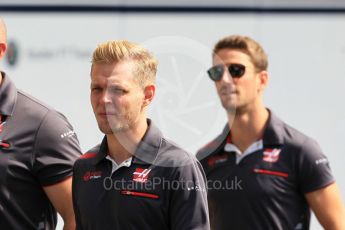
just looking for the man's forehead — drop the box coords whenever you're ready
[90,71,133,88]
[92,61,136,75]
[91,76,125,84]
[213,49,251,64]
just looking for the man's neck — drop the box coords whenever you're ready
[227,105,269,153]
[106,118,148,165]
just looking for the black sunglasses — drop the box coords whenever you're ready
[207,64,246,81]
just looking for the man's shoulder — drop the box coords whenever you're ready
[277,118,315,147]
[8,90,76,144]
[75,144,101,165]
[18,89,51,108]
[17,90,66,121]
[196,138,224,162]
[196,125,228,162]
[269,114,322,158]
[154,137,198,168]
[155,138,206,183]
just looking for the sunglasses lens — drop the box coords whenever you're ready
[228,64,245,78]
[207,65,224,81]
[207,64,246,81]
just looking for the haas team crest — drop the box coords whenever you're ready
[133,168,151,183]
[263,148,281,163]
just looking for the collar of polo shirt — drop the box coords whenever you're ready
[92,119,162,166]
[224,137,263,164]
[106,155,133,175]
[197,110,285,161]
[0,72,17,117]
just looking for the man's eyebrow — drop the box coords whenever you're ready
[90,82,101,88]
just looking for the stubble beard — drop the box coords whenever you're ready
[97,113,133,135]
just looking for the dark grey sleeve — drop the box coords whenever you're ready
[169,155,210,230]
[72,160,83,230]
[33,110,82,186]
[297,138,335,193]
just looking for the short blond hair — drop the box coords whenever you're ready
[213,35,268,71]
[91,40,157,88]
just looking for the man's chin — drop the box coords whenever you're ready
[98,124,130,134]
[221,102,237,111]
[98,126,113,135]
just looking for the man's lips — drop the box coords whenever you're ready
[220,89,237,96]
[97,112,117,116]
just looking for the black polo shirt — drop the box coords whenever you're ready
[0,72,81,229]
[73,120,210,230]
[196,111,334,230]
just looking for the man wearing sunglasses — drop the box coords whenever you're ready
[196,35,345,230]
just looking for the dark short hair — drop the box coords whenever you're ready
[213,35,268,71]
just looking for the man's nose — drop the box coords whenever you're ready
[220,69,233,83]
[100,90,112,104]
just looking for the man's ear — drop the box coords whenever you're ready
[143,85,155,107]
[0,42,7,60]
[257,70,269,92]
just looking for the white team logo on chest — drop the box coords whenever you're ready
[263,148,281,163]
[132,168,151,183]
